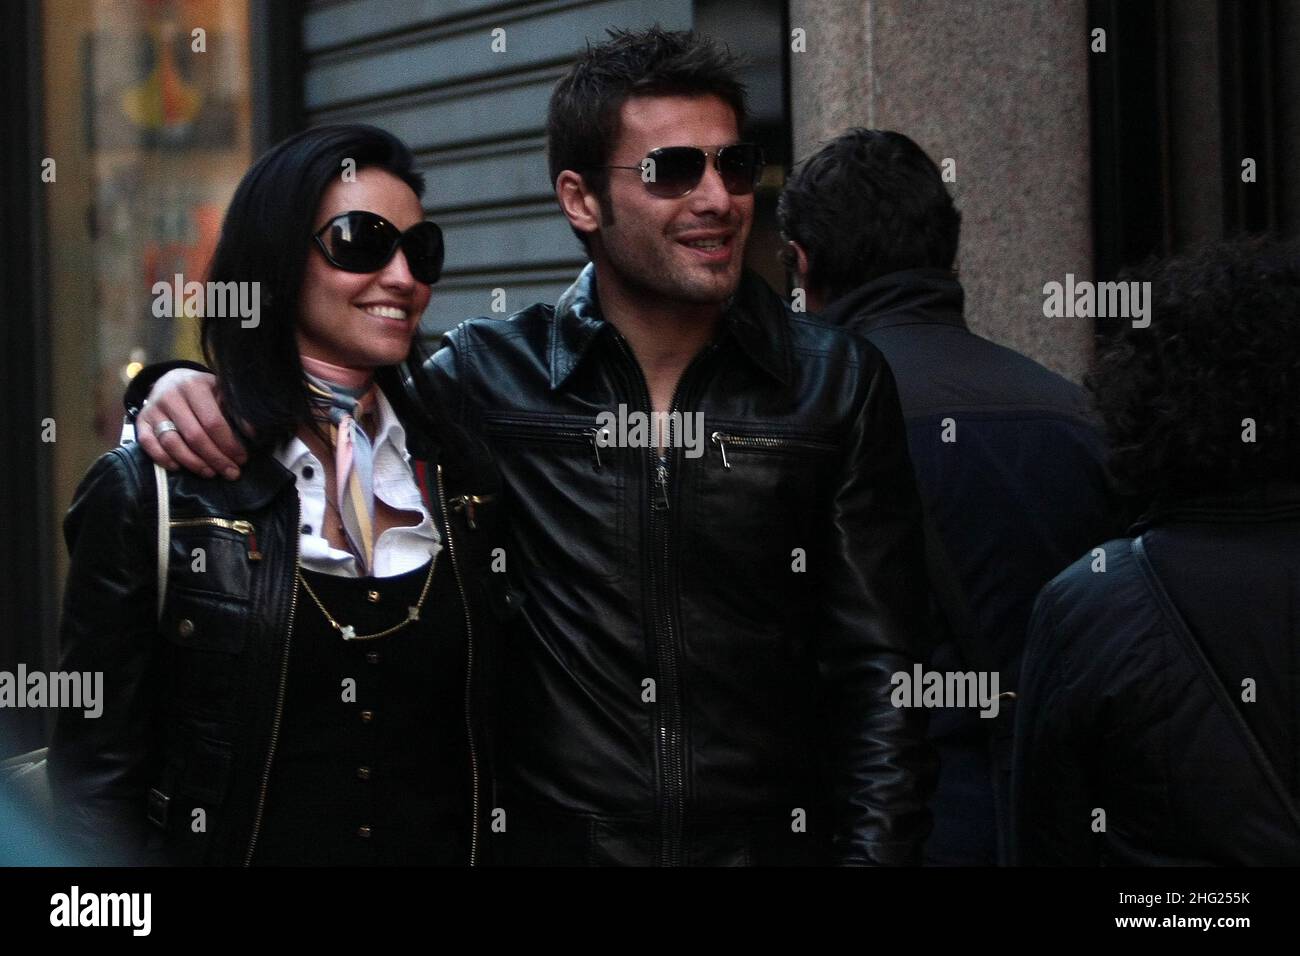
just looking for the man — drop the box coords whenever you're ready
[127,30,934,865]
[778,129,1119,864]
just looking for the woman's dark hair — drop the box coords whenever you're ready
[201,123,425,451]
[777,129,961,302]
[546,26,747,248]
[1086,235,1300,505]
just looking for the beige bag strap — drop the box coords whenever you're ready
[154,462,169,623]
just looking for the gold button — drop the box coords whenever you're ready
[366,651,379,664]
[356,766,371,781]
[357,826,371,839]
[177,618,195,638]
[360,710,374,723]
[367,590,381,603]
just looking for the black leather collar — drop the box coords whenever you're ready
[548,264,792,390]
[168,449,297,515]
[167,375,444,515]
[549,264,610,391]
[724,268,792,386]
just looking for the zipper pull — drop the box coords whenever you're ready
[450,495,476,530]
[233,520,263,561]
[655,458,670,511]
[450,494,497,531]
[711,431,731,470]
[585,427,604,471]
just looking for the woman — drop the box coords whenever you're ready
[49,124,507,866]
[1011,236,1300,865]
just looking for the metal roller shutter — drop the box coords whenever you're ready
[302,0,694,335]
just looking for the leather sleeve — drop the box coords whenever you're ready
[122,359,212,425]
[819,351,937,865]
[47,447,163,865]
[419,329,469,427]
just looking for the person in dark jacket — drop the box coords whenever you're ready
[1012,236,1300,865]
[122,29,936,866]
[49,124,507,866]
[778,128,1122,864]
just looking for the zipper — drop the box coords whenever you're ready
[485,418,606,471]
[654,458,670,511]
[169,516,263,560]
[449,494,496,531]
[242,499,299,865]
[710,431,838,470]
[613,333,718,866]
[438,463,481,868]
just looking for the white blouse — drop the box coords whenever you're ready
[272,389,441,578]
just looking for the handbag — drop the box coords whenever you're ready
[0,461,171,822]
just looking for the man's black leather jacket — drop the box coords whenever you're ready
[49,374,509,865]
[425,264,935,865]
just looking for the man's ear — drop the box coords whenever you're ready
[788,240,811,285]
[786,240,826,312]
[555,170,601,240]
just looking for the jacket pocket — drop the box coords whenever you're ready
[151,731,235,816]
[151,729,236,865]
[687,425,840,627]
[159,587,251,719]
[707,429,839,471]
[483,414,627,583]
[162,587,249,654]
[167,519,260,600]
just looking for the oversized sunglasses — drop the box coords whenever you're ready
[312,210,445,284]
[595,143,765,198]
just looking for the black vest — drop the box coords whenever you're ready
[251,553,471,865]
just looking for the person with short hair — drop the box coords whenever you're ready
[126,29,936,866]
[779,128,1121,864]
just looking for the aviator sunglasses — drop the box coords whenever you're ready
[593,143,766,198]
[312,210,445,284]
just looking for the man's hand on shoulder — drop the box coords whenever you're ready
[135,369,250,480]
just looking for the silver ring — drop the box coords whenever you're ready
[154,420,179,437]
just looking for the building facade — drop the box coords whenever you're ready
[3,0,1296,754]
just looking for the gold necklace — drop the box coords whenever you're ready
[297,552,437,641]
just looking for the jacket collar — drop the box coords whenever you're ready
[726,266,793,386]
[1130,480,1300,533]
[549,264,608,390]
[175,377,442,515]
[816,267,966,335]
[549,263,792,390]
[170,449,297,515]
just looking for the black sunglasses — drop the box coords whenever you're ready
[312,210,445,284]
[594,143,765,199]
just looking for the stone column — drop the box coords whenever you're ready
[788,0,1094,383]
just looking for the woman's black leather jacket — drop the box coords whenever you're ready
[48,374,511,865]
